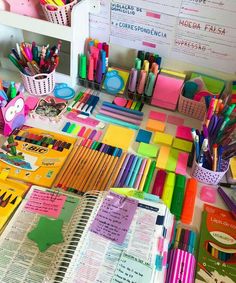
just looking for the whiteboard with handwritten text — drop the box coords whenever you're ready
[89,0,236,73]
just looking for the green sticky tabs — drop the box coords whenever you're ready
[72,125,81,135]
[173,138,193,152]
[27,217,64,252]
[137,142,159,158]
[166,149,179,172]
[67,123,76,133]
[58,196,79,223]
[190,72,225,95]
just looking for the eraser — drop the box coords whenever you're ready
[137,142,159,158]
[200,186,217,203]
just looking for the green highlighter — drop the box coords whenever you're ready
[170,174,186,220]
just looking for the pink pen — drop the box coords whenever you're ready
[137,70,147,95]
[134,158,147,189]
[88,55,94,81]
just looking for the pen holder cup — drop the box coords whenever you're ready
[178,92,206,120]
[78,77,103,91]
[20,70,56,96]
[40,0,78,26]
[191,160,229,185]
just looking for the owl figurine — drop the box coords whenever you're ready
[1,93,25,136]
[4,0,40,18]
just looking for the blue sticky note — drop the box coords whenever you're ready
[136,129,152,143]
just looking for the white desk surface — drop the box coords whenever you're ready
[0,68,233,234]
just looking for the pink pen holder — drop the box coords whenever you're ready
[20,70,55,96]
[191,160,229,185]
[40,0,78,26]
[178,92,206,120]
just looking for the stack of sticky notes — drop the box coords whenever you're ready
[151,69,186,110]
[137,142,159,158]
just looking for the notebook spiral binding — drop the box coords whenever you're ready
[43,191,106,283]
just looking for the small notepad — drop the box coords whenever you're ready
[102,124,135,150]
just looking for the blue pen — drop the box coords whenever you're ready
[124,155,138,187]
[217,145,223,172]
[194,135,200,162]
[129,157,142,187]
[100,50,106,74]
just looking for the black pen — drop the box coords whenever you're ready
[219,183,236,189]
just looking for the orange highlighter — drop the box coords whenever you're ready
[181,178,197,224]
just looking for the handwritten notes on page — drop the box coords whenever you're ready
[24,189,67,218]
[90,192,138,244]
[111,253,153,283]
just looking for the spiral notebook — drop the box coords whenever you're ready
[44,189,175,283]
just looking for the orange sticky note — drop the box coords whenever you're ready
[146,119,165,132]
[156,146,170,169]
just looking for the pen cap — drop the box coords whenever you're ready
[79,55,87,79]
[161,172,176,209]
[170,174,186,220]
[181,178,197,224]
[152,169,167,197]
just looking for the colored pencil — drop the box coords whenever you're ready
[108,152,127,188]
[139,158,152,191]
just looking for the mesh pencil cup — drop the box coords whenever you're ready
[191,160,229,185]
[40,0,78,26]
[178,92,206,120]
[20,70,55,96]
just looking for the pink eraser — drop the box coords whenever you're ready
[200,186,217,204]
[113,97,127,107]
[176,125,193,141]
[149,110,167,122]
[175,152,188,175]
[167,115,184,126]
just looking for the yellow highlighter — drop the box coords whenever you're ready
[161,172,176,208]
[53,0,65,5]
[139,158,151,191]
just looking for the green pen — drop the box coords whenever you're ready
[8,54,25,73]
[67,91,84,111]
[10,82,17,99]
[143,160,156,193]
[170,174,186,220]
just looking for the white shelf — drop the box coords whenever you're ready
[0,11,73,41]
[0,0,100,86]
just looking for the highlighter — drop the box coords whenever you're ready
[170,174,186,220]
[161,172,176,208]
[181,178,197,224]
[152,169,167,197]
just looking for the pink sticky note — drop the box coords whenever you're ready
[167,115,184,126]
[200,186,217,203]
[149,110,167,122]
[176,125,193,141]
[25,189,66,218]
[89,192,138,244]
[175,152,188,175]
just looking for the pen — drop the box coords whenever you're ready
[128,68,138,93]
[219,183,236,189]
[212,144,218,171]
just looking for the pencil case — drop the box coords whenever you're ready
[191,160,229,185]
[20,70,55,96]
[40,0,78,26]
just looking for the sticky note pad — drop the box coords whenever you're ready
[153,132,173,146]
[149,111,166,122]
[136,129,152,143]
[173,138,193,152]
[176,125,193,141]
[156,146,170,169]
[167,115,184,126]
[146,119,165,132]
[138,142,159,158]
[175,152,189,175]
[166,149,179,172]
[102,124,135,150]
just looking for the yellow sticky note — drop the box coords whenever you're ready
[172,138,193,152]
[153,132,173,146]
[103,67,130,94]
[146,119,165,132]
[102,124,135,150]
[230,157,236,179]
[156,146,170,169]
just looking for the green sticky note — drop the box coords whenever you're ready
[58,196,79,223]
[173,138,192,153]
[28,217,64,252]
[190,72,225,94]
[166,149,179,172]
[138,142,159,158]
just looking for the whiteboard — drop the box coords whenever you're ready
[89,0,236,74]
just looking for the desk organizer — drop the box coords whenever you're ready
[20,70,55,96]
[191,160,229,185]
[40,0,78,26]
[178,93,206,120]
